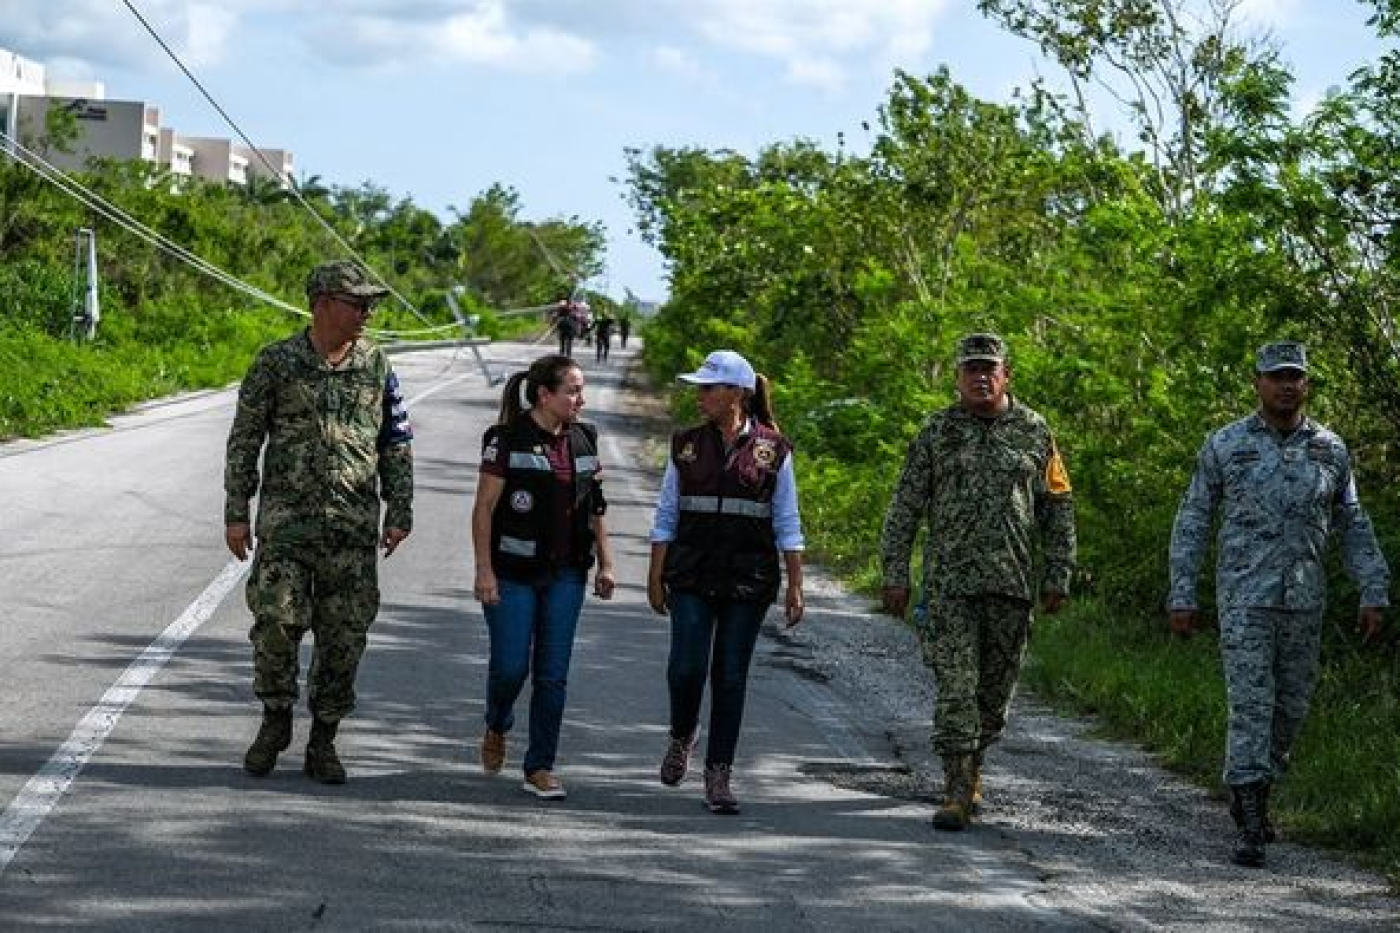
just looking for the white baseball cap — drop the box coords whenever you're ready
[677,350,756,391]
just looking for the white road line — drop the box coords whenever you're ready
[0,559,247,873]
[0,377,457,875]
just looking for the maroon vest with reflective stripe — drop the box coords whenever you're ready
[665,421,790,603]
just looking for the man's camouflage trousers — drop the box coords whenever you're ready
[246,543,379,724]
[920,594,1033,757]
[1219,606,1324,786]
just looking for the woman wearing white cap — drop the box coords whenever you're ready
[646,349,805,813]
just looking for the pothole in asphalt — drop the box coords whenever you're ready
[800,760,930,802]
[760,656,831,683]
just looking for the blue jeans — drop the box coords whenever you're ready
[482,569,587,775]
[666,592,768,768]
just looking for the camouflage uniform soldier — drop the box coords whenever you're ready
[880,333,1076,832]
[1168,341,1387,868]
[225,260,414,784]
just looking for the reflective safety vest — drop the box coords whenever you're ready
[487,415,605,581]
[665,421,790,603]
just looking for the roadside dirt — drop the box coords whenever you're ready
[775,570,1400,931]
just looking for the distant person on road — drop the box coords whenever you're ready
[647,349,805,814]
[880,333,1076,832]
[594,313,615,363]
[553,300,577,358]
[225,259,414,785]
[1168,341,1388,869]
[618,312,632,349]
[471,354,616,800]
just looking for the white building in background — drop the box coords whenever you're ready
[238,145,295,187]
[13,96,162,170]
[157,127,194,180]
[0,47,47,153]
[0,45,293,187]
[182,136,248,185]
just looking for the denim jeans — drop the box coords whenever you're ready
[482,568,587,775]
[666,591,769,768]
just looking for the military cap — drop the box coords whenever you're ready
[1255,341,1308,374]
[955,332,1008,366]
[306,260,390,301]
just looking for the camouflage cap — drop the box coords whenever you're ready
[305,260,390,301]
[955,332,1008,366]
[1255,340,1308,374]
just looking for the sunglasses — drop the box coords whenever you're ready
[330,293,376,315]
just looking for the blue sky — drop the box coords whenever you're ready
[0,1,1391,304]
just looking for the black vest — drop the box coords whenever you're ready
[665,421,791,603]
[488,415,603,581]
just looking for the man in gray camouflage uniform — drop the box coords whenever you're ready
[880,333,1076,832]
[1169,340,1387,868]
[225,260,414,784]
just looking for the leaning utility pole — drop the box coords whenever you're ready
[69,227,99,342]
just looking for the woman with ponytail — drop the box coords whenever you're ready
[646,349,805,814]
[471,354,615,800]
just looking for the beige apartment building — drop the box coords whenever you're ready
[0,46,292,187]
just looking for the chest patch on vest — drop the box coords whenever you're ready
[752,438,777,468]
[510,490,535,513]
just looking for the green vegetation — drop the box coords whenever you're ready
[0,159,608,439]
[628,0,1400,883]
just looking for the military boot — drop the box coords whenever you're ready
[304,718,347,785]
[932,754,975,832]
[1230,779,1277,843]
[1229,783,1267,868]
[243,707,292,777]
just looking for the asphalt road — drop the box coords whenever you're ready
[0,338,1071,931]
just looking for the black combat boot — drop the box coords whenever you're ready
[1231,779,1277,843]
[243,707,292,776]
[304,718,347,785]
[932,754,975,832]
[1229,783,1267,868]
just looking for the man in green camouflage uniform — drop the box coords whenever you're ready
[880,333,1076,831]
[1169,341,1387,868]
[225,260,414,784]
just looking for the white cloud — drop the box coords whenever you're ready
[665,0,949,91]
[1234,0,1303,28]
[650,45,714,85]
[1,0,950,86]
[322,1,597,71]
[0,0,246,73]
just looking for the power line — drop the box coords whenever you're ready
[0,127,305,316]
[0,128,466,339]
[117,0,436,329]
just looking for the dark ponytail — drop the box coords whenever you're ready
[746,373,778,431]
[497,354,579,424]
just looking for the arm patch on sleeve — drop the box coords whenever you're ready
[1046,442,1072,494]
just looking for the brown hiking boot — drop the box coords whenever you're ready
[480,729,506,774]
[932,754,975,832]
[703,764,739,814]
[660,731,698,786]
[522,769,567,799]
[243,707,292,777]
[304,718,346,785]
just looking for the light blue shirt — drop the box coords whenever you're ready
[1169,413,1389,611]
[650,421,805,552]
